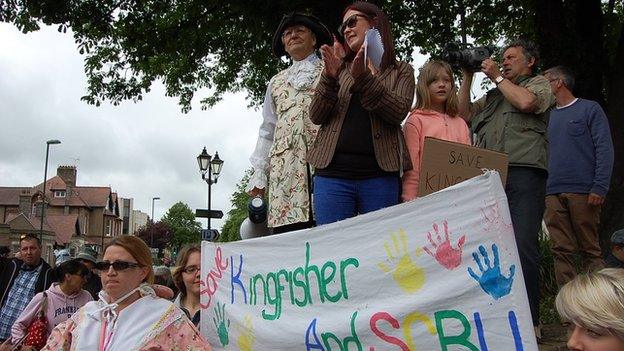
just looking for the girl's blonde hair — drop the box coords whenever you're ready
[414,60,459,116]
[555,268,624,340]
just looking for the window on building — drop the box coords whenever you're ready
[54,190,66,198]
[105,219,112,236]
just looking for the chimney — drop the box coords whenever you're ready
[18,190,31,216]
[57,165,77,187]
[34,194,47,217]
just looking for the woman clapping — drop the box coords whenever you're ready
[307,1,415,225]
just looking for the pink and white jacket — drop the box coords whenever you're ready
[11,283,92,342]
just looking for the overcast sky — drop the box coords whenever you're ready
[0,23,261,230]
[0,23,487,233]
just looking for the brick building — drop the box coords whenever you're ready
[0,166,123,262]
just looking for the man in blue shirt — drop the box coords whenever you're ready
[543,66,614,288]
[0,234,54,342]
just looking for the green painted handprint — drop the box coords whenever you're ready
[378,229,426,294]
[213,302,230,346]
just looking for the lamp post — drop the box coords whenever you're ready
[197,147,224,232]
[40,139,61,242]
[150,197,160,247]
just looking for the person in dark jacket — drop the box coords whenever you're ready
[606,229,624,269]
[75,246,102,300]
[0,234,54,341]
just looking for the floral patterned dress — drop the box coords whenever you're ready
[248,54,323,228]
[266,60,322,227]
[42,295,211,350]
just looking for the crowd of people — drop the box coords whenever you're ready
[245,1,621,348]
[0,235,208,350]
[0,1,621,349]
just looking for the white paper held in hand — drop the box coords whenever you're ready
[364,28,384,71]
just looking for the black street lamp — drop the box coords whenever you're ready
[197,147,224,231]
[150,196,160,247]
[40,139,61,241]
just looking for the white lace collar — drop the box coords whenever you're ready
[284,53,321,90]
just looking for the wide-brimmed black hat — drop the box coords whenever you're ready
[272,13,332,57]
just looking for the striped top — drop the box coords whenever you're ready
[306,61,415,172]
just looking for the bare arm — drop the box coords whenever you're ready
[458,69,475,122]
[481,58,539,113]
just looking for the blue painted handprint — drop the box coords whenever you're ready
[468,244,516,299]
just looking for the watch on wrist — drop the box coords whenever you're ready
[494,76,504,85]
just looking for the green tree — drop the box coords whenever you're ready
[161,201,202,249]
[2,0,622,234]
[219,169,253,243]
[135,220,173,250]
[0,0,353,112]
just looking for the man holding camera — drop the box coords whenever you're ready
[458,39,555,332]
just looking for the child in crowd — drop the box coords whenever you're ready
[10,260,92,348]
[402,60,471,201]
[556,268,624,350]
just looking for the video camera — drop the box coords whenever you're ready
[442,43,496,72]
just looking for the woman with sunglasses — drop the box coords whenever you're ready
[307,2,415,225]
[10,259,92,349]
[41,236,211,350]
[172,245,201,327]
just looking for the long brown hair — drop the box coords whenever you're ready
[341,1,396,70]
[173,244,201,297]
[414,60,459,116]
[104,236,154,284]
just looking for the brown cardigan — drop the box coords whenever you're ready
[307,61,415,172]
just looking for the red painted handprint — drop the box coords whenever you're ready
[423,221,466,270]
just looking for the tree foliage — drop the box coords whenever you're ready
[134,220,173,250]
[161,201,202,249]
[2,0,623,234]
[219,169,253,243]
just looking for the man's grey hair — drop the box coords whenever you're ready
[504,38,540,71]
[544,65,576,91]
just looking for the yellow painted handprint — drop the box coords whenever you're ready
[236,315,255,351]
[378,229,425,293]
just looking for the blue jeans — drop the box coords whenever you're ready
[506,166,547,326]
[313,176,399,225]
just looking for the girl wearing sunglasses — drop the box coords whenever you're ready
[41,236,212,350]
[308,1,415,225]
[9,260,92,349]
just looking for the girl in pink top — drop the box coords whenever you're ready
[11,259,93,345]
[402,60,471,201]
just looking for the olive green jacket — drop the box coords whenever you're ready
[470,74,555,170]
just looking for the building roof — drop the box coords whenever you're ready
[4,213,79,245]
[31,176,111,208]
[0,187,30,206]
[46,214,80,245]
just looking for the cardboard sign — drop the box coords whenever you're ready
[419,137,508,197]
[200,171,537,350]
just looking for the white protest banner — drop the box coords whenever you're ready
[201,171,537,350]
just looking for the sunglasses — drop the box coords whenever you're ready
[182,265,200,274]
[339,14,370,34]
[95,260,142,272]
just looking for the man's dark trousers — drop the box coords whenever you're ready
[506,166,547,326]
